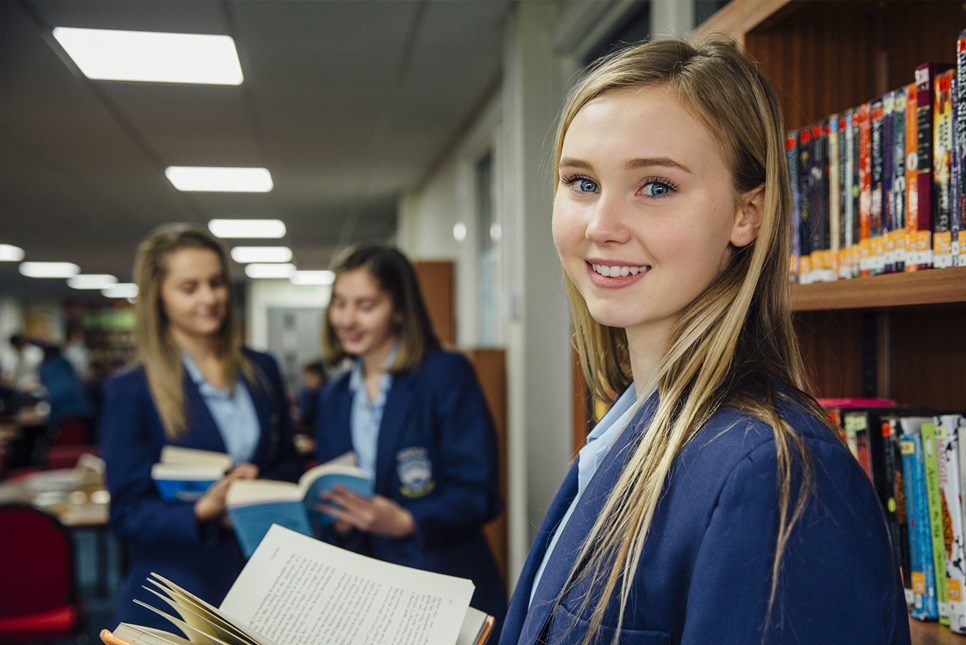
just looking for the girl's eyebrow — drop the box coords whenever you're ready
[558,156,692,173]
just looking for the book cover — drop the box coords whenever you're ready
[883,91,896,273]
[913,63,955,270]
[150,447,232,503]
[951,75,962,268]
[843,410,872,477]
[923,421,951,623]
[903,431,939,620]
[893,88,909,272]
[101,525,494,645]
[870,96,885,275]
[906,82,921,272]
[937,416,966,633]
[809,121,832,282]
[829,114,841,281]
[933,68,956,269]
[957,31,966,261]
[839,113,854,278]
[225,452,374,558]
[798,127,813,282]
[787,131,801,282]
[858,101,873,277]
[844,108,859,278]
[889,419,913,608]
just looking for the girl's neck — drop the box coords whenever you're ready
[625,323,671,398]
[170,329,223,384]
[360,334,398,380]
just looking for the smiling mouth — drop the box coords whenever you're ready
[590,263,650,277]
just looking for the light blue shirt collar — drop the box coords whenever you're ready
[348,343,400,479]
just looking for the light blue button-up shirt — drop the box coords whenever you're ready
[529,382,654,606]
[181,353,259,465]
[347,344,400,481]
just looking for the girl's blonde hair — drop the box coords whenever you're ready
[321,243,441,371]
[555,38,827,641]
[133,223,252,439]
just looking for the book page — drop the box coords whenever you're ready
[220,525,474,645]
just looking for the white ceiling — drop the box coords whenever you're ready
[0,0,514,298]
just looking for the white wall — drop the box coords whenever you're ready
[245,279,330,351]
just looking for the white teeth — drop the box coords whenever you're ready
[592,263,648,277]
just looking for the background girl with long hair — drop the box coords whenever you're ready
[499,38,909,644]
[100,224,301,630]
[314,242,507,631]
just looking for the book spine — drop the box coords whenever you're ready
[938,418,966,633]
[829,114,841,280]
[809,122,830,282]
[905,432,939,619]
[787,131,801,282]
[891,420,914,608]
[951,75,962,268]
[894,88,908,272]
[907,82,921,272]
[871,97,886,275]
[859,102,873,277]
[799,128,813,282]
[958,31,966,261]
[844,411,873,478]
[924,421,951,624]
[934,69,956,269]
[883,92,896,273]
[839,114,852,278]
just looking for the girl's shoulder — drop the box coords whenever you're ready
[105,363,147,393]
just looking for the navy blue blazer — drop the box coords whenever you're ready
[100,349,301,630]
[315,349,507,630]
[501,389,911,645]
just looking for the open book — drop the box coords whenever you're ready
[151,446,232,503]
[100,524,494,645]
[225,451,374,557]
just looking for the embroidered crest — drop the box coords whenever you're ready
[397,447,435,498]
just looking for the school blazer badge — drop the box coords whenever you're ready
[397,447,435,498]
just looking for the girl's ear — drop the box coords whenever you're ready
[730,184,764,248]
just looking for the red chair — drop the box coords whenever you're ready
[43,417,99,470]
[0,503,84,643]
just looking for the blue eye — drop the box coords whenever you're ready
[562,174,599,193]
[641,179,676,197]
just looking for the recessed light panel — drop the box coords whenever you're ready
[291,270,335,285]
[244,263,295,279]
[0,244,25,262]
[208,219,287,239]
[230,247,293,263]
[19,262,80,278]
[68,274,117,290]
[103,283,139,299]
[166,167,273,192]
[52,27,243,85]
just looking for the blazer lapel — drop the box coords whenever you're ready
[374,370,415,494]
[518,394,659,644]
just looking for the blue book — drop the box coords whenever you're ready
[226,452,373,558]
[902,425,939,620]
[151,446,233,503]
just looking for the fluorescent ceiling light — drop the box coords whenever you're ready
[165,167,273,192]
[103,283,139,299]
[208,219,286,239]
[230,246,293,263]
[52,27,243,85]
[245,263,295,279]
[19,262,80,278]
[291,270,335,286]
[0,244,25,262]
[68,274,117,290]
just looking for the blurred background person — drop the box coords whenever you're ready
[99,223,302,630]
[315,243,507,632]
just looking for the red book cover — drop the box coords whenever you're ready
[906,83,920,272]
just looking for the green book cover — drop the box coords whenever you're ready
[924,421,951,625]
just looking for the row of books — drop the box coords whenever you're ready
[787,29,966,284]
[822,399,966,632]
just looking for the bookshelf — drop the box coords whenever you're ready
[694,0,966,641]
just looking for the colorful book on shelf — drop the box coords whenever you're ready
[892,87,909,273]
[846,107,861,278]
[912,62,955,271]
[839,112,854,279]
[150,446,232,503]
[787,130,801,282]
[957,30,966,260]
[950,74,962,269]
[923,421,951,624]
[100,524,494,645]
[225,451,373,558]
[798,127,814,281]
[882,91,897,274]
[870,96,886,275]
[858,101,873,277]
[828,114,841,281]
[901,423,939,620]
[889,419,914,608]
[906,82,921,273]
[936,415,966,633]
[809,120,833,282]
[933,67,957,269]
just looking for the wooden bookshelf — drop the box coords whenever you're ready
[693,1,966,641]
